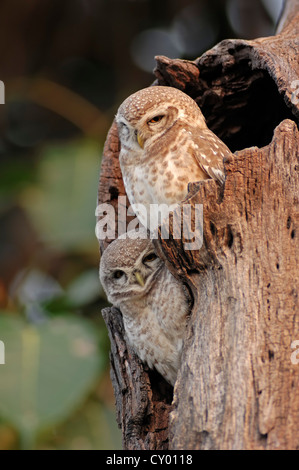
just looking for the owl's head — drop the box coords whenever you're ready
[115,86,206,152]
[99,229,163,307]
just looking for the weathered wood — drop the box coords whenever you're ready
[167,119,299,450]
[98,0,299,449]
[102,306,173,450]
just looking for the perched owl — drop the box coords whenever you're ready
[100,229,191,386]
[116,86,231,229]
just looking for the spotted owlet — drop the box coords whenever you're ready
[116,86,231,229]
[100,229,191,385]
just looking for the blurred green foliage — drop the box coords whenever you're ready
[0,313,107,449]
[0,0,282,450]
[20,140,101,254]
[0,138,121,449]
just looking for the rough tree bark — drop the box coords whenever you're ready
[98,0,299,450]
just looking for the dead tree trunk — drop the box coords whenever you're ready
[98,0,299,450]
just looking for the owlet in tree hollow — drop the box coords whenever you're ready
[116,86,231,229]
[100,229,191,385]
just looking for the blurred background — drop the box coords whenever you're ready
[0,0,283,450]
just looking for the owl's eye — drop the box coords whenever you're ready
[142,252,158,264]
[148,115,164,124]
[113,270,125,279]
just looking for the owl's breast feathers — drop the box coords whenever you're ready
[120,264,189,385]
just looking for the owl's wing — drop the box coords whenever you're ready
[191,129,230,184]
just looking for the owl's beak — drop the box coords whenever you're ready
[137,132,144,149]
[134,271,145,287]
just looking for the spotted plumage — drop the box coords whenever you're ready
[116,86,231,229]
[99,229,190,385]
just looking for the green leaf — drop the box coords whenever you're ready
[0,313,104,448]
[65,268,104,308]
[19,139,101,253]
